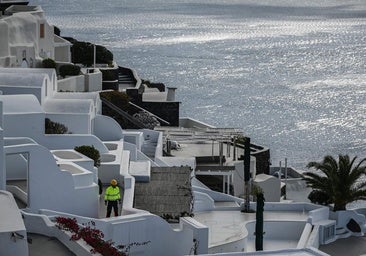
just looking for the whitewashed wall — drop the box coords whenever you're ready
[0,72,50,104]
[0,191,28,256]
[4,113,44,139]
[93,114,123,141]
[233,158,256,197]
[0,102,4,190]
[85,70,102,92]
[0,68,57,97]
[5,143,99,217]
[46,113,91,134]
[42,134,109,154]
[57,75,85,92]
[0,20,12,67]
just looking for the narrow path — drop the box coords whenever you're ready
[28,233,75,256]
[319,236,366,256]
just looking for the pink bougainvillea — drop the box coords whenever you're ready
[55,217,126,256]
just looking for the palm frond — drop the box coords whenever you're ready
[305,154,366,210]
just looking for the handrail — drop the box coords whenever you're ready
[128,101,170,125]
[100,98,148,129]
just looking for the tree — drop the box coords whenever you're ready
[45,118,69,134]
[303,155,366,211]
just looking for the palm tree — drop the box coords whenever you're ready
[303,155,366,211]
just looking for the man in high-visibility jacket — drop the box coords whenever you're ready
[104,179,121,217]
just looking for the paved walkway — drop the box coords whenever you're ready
[28,234,75,256]
[319,236,366,256]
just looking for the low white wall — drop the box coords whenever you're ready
[193,186,243,204]
[121,175,135,211]
[308,206,330,224]
[0,124,6,190]
[22,211,99,256]
[57,75,85,92]
[297,222,313,248]
[109,214,193,255]
[46,113,91,134]
[123,142,137,161]
[122,130,143,150]
[0,230,28,256]
[181,217,209,254]
[142,129,160,144]
[330,210,366,233]
[0,191,28,256]
[85,69,102,92]
[245,220,306,251]
[99,161,122,184]
[154,157,170,167]
[179,117,216,129]
[55,45,70,63]
[154,129,163,158]
[136,150,158,167]
[307,225,320,248]
[98,143,124,184]
[263,202,324,212]
[193,191,215,212]
[233,160,257,197]
[41,134,109,154]
[41,209,195,256]
[4,137,37,146]
[5,144,99,218]
[209,237,246,254]
[245,220,305,239]
[93,114,123,141]
[198,248,329,256]
[157,156,195,169]
[22,210,55,237]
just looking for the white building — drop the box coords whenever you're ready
[0,5,70,67]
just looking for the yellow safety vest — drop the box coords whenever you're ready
[104,186,121,201]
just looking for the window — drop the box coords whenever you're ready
[40,24,45,38]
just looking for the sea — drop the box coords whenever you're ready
[30,0,366,170]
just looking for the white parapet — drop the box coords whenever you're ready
[0,190,28,256]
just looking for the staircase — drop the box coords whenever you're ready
[100,97,148,129]
[118,66,137,90]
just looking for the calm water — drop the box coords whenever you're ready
[30,0,366,170]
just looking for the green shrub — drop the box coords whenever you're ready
[101,69,117,81]
[42,58,56,69]
[74,145,101,167]
[63,37,113,67]
[59,64,81,78]
[54,26,61,36]
[45,118,69,134]
[100,91,130,110]
[308,190,332,206]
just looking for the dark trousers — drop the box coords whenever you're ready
[106,200,118,217]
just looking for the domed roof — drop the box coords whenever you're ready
[0,94,43,114]
[0,72,48,87]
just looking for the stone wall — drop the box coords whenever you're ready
[141,101,180,127]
